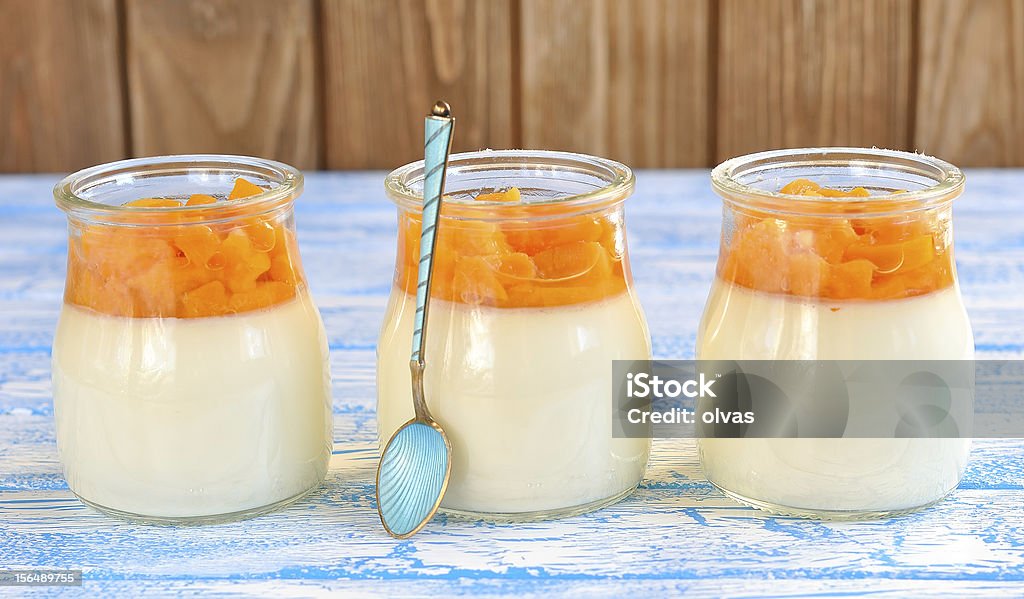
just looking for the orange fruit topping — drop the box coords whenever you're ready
[186,193,217,206]
[229,178,265,200]
[65,178,302,318]
[396,187,627,307]
[719,179,954,300]
[124,198,183,208]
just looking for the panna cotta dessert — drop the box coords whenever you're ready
[698,149,973,518]
[379,151,651,518]
[53,159,332,523]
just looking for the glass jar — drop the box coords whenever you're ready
[52,155,332,523]
[378,150,651,519]
[697,147,973,518]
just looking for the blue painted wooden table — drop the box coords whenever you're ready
[1,171,1022,597]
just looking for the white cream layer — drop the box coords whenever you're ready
[696,281,974,513]
[52,292,332,518]
[377,291,652,514]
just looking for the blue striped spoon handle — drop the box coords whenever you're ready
[410,101,455,398]
[376,101,455,539]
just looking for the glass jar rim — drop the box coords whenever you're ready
[384,149,635,220]
[54,154,303,225]
[711,147,965,216]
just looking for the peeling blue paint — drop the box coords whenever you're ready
[1,171,1022,595]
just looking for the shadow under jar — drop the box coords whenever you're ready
[697,148,974,519]
[378,150,652,520]
[52,155,332,524]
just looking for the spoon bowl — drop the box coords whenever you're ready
[377,418,451,538]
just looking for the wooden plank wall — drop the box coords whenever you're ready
[1,0,1022,172]
[717,0,914,161]
[126,0,320,168]
[0,0,125,171]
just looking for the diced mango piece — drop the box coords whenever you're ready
[229,178,265,200]
[269,253,297,285]
[124,198,183,208]
[244,219,277,252]
[785,252,830,296]
[128,265,178,316]
[827,259,875,299]
[475,188,521,203]
[221,230,272,292]
[186,193,217,206]
[182,281,229,317]
[505,217,605,256]
[173,225,220,268]
[228,281,294,313]
[440,221,513,256]
[845,235,935,273]
[869,275,908,300]
[452,257,508,305]
[854,214,932,243]
[496,252,537,279]
[817,222,859,264]
[725,219,788,292]
[780,179,821,195]
[172,261,218,294]
[533,241,609,281]
[818,186,870,198]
